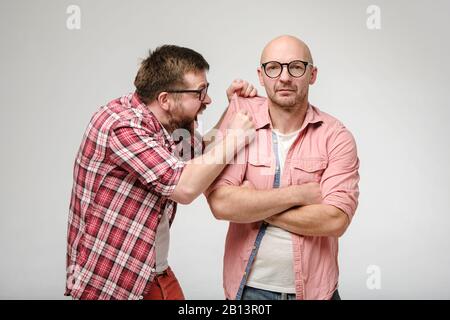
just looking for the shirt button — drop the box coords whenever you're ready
[158,214,162,219]
[151,268,156,273]
[253,245,257,250]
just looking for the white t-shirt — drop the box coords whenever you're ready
[154,210,170,273]
[246,128,300,293]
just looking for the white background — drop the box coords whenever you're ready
[1,0,449,299]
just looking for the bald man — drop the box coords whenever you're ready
[206,35,360,300]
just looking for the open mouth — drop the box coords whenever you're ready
[195,107,206,119]
[194,106,206,128]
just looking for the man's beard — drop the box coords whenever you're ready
[167,104,205,161]
[167,114,195,136]
[178,117,196,135]
[167,103,206,136]
[270,86,307,110]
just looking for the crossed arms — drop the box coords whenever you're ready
[207,182,350,238]
[206,117,359,238]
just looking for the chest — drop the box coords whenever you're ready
[244,127,328,188]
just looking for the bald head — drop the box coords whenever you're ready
[260,35,313,65]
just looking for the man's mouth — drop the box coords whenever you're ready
[195,106,206,119]
[277,88,295,92]
[193,105,206,128]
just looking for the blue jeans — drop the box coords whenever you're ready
[241,286,341,300]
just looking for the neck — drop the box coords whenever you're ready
[268,99,309,134]
[147,101,172,133]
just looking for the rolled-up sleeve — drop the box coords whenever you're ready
[321,123,360,222]
[109,125,185,197]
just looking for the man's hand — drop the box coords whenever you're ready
[239,180,322,226]
[241,180,255,189]
[241,181,321,206]
[227,110,255,132]
[224,110,256,152]
[265,182,322,225]
[292,182,322,206]
[226,79,258,102]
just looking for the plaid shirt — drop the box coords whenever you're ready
[65,93,186,300]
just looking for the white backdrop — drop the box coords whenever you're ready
[1,0,449,299]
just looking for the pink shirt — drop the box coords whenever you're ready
[206,95,360,300]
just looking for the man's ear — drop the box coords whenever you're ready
[309,66,318,85]
[157,91,171,112]
[257,67,265,87]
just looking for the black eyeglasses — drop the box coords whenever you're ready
[261,60,313,78]
[166,83,209,102]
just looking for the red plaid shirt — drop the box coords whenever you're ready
[65,93,185,300]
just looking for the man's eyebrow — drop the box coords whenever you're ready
[196,82,208,89]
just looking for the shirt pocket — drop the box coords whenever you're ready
[246,156,273,189]
[290,157,328,185]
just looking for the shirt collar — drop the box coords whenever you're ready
[254,98,324,131]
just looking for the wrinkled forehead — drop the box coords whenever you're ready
[261,40,312,64]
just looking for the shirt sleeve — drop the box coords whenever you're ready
[321,123,360,222]
[109,125,185,197]
[204,96,247,197]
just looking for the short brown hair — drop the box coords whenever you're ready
[134,45,209,104]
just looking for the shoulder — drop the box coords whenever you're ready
[310,105,342,128]
[310,105,357,148]
[103,94,159,134]
[312,105,352,132]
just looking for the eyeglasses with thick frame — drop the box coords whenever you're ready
[261,60,313,78]
[166,83,210,102]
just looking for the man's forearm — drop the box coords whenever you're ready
[202,108,228,149]
[207,186,301,223]
[170,130,252,204]
[265,204,349,237]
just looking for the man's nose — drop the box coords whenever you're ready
[279,65,292,82]
[203,94,212,105]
